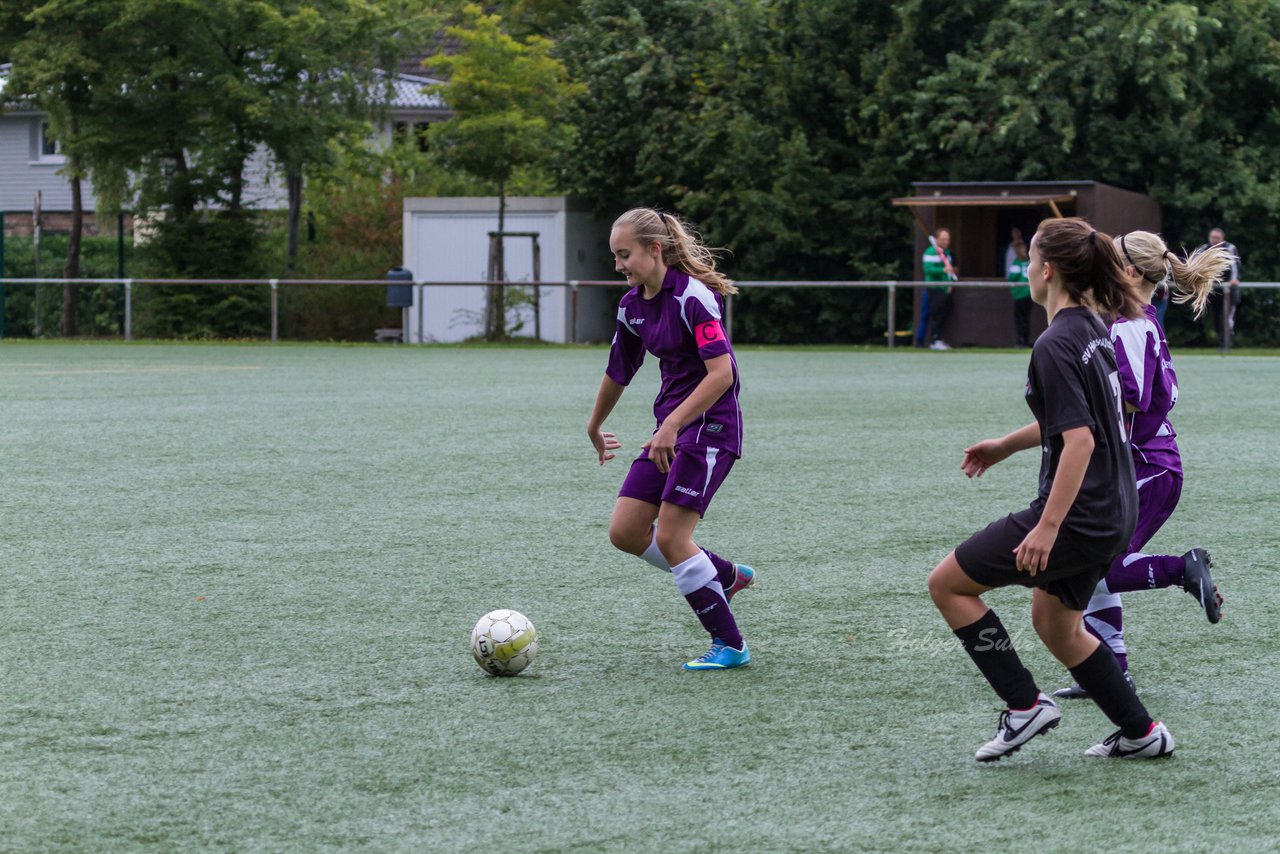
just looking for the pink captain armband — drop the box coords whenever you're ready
[695,320,727,349]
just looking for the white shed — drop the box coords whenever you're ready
[401,196,617,343]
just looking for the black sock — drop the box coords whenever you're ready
[953,610,1039,710]
[1069,644,1153,739]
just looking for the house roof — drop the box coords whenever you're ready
[397,30,461,77]
[381,69,447,111]
[0,62,17,107]
[1,61,445,114]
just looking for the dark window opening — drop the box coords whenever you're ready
[394,120,431,153]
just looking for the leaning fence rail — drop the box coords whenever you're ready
[1,277,1275,348]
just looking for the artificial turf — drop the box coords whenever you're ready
[2,342,1276,852]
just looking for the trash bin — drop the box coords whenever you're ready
[386,267,414,308]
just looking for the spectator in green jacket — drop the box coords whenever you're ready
[1006,227,1032,347]
[919,227,957,350]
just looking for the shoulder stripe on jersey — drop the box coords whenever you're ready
[676,277,722,332]
[1111,317,1154,400]
[617,305,640,336]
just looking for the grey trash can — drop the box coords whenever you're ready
[386,267,414,308]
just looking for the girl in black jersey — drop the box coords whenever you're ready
[927,217,1175,762]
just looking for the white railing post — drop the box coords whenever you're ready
[269,279,279,344]
[887,283,896,348]
[569,281,579,345]
[124,280,132,341]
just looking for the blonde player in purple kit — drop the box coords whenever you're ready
[1054,231,1230,699]
[586,207,754,671]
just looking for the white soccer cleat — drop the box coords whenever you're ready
[975,692,1062,762]
[1085,721,1175,759]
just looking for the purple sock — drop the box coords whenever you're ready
[702,548,736,589]
[1106,552,1186,593]
[1086,607,1128,672]
[1083,616,1106,645]
[684,582,743,650]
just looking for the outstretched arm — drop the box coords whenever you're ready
[587,376,625,464]
[961,421,1041,478]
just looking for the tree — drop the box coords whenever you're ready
[558,0,909,341]
[425,3,582,339]
[898,0,1280,344]
[257,0,442,274]
[557,0,1280,345]
[2,0,135,336]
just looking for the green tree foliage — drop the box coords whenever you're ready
[3,0,139,335]
[1,235,126,338]
[557,0,909,341]
[3,0,438,339]
[496,0,581,39]
[900,0,1280,346]
[425,3,582,338]
[558,0,1280,345]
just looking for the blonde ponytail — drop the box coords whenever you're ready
[1114,231,1232,319]
[612,208,737,295]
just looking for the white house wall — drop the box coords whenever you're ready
[402,197,618,345]
[0,113,290,214]
[404,205,567,343]
[0,113,93,212]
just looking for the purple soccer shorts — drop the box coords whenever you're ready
[617,444,736,517]
[1129,462,1183,551]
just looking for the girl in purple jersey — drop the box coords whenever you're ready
[1054,231,1230,700]
[929,217,1175,761]
[586,208,754,671]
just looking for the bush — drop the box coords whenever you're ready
[129,212,273,339]
[1,234,127,338]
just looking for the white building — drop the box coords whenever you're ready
[401,196,618,344]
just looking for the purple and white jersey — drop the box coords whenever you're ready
[1110,303,1181,473]
[605,267,743,456]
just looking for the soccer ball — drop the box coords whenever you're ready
[470,609,539,676]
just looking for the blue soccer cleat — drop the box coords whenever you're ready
[683,638,751,671]
[726,564,755,602]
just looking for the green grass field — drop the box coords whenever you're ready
[2,342,1277,852]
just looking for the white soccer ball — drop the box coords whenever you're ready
[470,609,539,676]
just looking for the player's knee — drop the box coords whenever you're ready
[927,565,952,606]
[608,521,647,556]
[1030,609,1078,650]
[1030,608,1051,641]
[655,527,696,560]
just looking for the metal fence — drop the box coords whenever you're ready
[1,277,1276,348]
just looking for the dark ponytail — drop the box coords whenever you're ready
[1035,218,1142,322]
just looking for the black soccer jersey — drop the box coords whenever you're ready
[1024,307,1137,547]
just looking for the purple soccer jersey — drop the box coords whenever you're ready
[605,267,743,456]
[1110,304,1181,474]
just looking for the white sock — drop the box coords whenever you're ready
[670,551,717,596]
[639,529,671,572]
